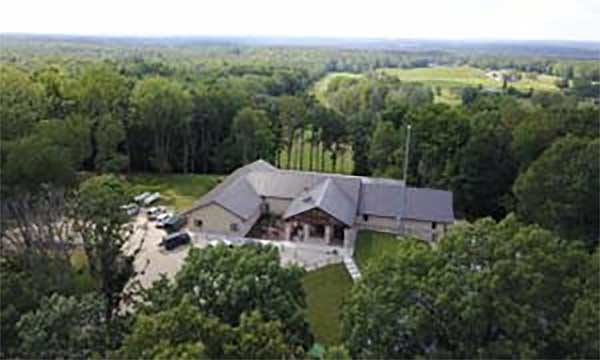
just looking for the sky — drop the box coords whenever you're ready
[1,0,599,41]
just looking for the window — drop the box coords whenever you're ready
[230,223,239,232]
[431,222,437,230]
[362,214,369,222]
[195,219,203,228]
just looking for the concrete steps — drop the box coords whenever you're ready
[343,255,361,281]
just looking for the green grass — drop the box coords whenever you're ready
[379,66,559,91]
[354,230,404,270]
[314,66,560,106]
[312,72,363,108]
[126,173,220,210]
[302,264,353,345]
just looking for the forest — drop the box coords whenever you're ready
[1,35,599,358]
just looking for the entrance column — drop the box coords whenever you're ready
[303,223,310,242]
[284,222,292,241]
[324,225,332,244]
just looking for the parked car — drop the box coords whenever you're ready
[134,192,151,204]
[160,231,191,250]
[147,206,166,220]
[120,203,140,216]
[143,192,161,206]
[208,238,233,248]
[164,215,187,233]
[155,212,173,228]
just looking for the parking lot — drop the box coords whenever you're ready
[126,215,207,288]
[125,208,347,289]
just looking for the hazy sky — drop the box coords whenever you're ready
[2,0,599,41]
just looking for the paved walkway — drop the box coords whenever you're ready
[343,255,362,281]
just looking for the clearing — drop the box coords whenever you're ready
[302,264,353,345]
[126,173,220,211]
[314,66,560,106]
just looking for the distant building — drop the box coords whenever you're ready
[183,160,455,248]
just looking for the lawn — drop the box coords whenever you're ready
[353,230,405,270]
[302,264,353,345]
[126,173,220,211]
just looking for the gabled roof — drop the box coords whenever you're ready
[184,159,455,225]
[283,179,356,226]
[183,159,275,219]
[245,170,361,204]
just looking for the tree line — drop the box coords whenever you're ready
[2,55,598,247]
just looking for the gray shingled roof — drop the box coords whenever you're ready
[184,159,454,225]
[359,181,454,223]
[245,170,361,204]
[213,177,261,219]
[404,187,454,223]
[283,179,357,226]
[182,159,275,219]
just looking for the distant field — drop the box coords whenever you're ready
[302,264,353,345]
[379,66,559,91]
[126,174,220,210]
[314,66,560,106]
[312,72,363,108]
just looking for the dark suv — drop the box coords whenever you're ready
[160,231,191,250]
[163,215,187,233]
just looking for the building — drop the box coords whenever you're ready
[182,160,455,249]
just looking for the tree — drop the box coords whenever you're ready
[17,294,106,359]
[174,245,313,351]
[461,86,479,105]
[368,120,401,176]
[73,64,131,170]
[451,111,517,219]
[130,76,191,172]
[95,113,128,172]
[118,297,210,359]
[72,175,142,341]
[323,345,352,360]
[2,135,76,192]
[341,215,596,359]
[514,136,599,247]
[33,65,70,119]
[122,296,293,359]
[278,95,306,169]
[230,107,275,165]
[320,110,347,173]
[222,311,291,359]
[74,63,129,118]
[34,114,93,169]
[348,111,373,176]
[562,250,600,358]
[0,65,46,141]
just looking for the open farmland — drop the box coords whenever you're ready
[315,66,561,105]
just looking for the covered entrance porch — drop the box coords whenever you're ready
[284,208,350,247]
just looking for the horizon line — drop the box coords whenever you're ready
[2,31,599,44]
